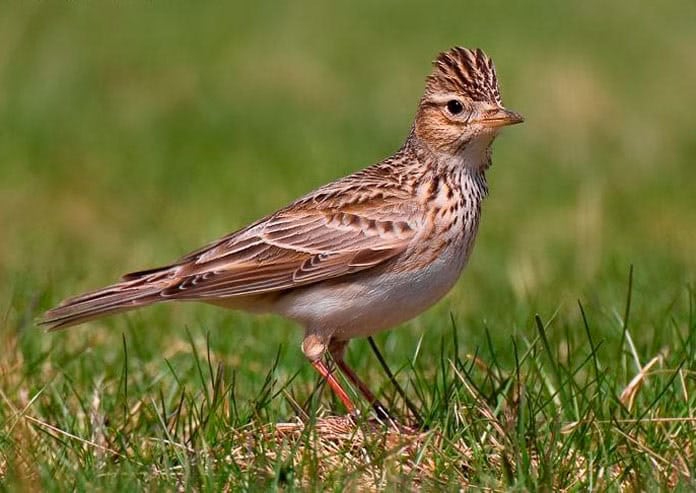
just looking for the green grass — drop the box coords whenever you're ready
[1,0,695,490]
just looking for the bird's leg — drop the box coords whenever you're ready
[302,334,356,415]
[329,339,394,423]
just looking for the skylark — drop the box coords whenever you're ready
[43,47,523,418]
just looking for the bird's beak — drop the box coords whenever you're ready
[477,107,524,128]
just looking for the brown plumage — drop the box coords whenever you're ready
[42,47,523,419]
[425,47,502,105]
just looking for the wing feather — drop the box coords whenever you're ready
[43,162,423,330]
[159,198,419,300]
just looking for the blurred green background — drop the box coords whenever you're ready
[1,1,695,401]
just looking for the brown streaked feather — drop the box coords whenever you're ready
[155,198,417,299]
[425,47,502,106]
[42,280,168,331]
[163,244,405,300]
[41,167,422,330]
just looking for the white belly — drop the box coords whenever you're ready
[271,242,469,341]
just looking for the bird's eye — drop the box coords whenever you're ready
[446,100,464,115]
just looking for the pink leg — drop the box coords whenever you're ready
[330,340,393,422]
[310,358,357,415]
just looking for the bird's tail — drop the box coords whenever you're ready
[41,268,173,331]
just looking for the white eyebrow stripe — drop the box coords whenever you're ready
[427,93,466,104]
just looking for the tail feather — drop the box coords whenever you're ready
[41,272,171,331]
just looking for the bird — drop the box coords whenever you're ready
[42,47,523,420]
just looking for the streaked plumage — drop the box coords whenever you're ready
[42,47,523,418]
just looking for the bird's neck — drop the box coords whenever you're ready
[402,128,490,198]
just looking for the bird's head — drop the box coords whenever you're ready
[414,47,523,165]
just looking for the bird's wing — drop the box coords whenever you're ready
[41,165,422,330]
[145,189,421,300]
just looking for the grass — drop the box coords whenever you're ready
[1,0,695,490]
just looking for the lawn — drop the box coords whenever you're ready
[1,1,695,490]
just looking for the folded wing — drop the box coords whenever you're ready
[159,200,418,299]
[42,190,420,329]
